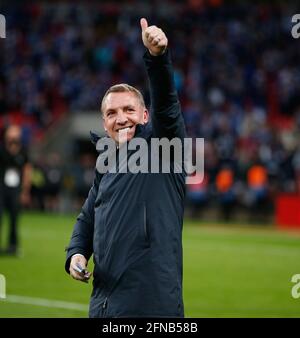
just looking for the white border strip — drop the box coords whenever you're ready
[1,294,88,312]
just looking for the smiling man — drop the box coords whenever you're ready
[101,84,149,144]
[65,18,187,318]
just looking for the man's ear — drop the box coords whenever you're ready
[143,109,149,124]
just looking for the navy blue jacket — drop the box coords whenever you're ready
[65,49,186,318]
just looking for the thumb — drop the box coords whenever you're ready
[140,18,148,32]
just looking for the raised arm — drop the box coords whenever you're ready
[140,18,186,139]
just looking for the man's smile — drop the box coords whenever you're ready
[116,126,134,133]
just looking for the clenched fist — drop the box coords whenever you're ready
[140,18,168,56]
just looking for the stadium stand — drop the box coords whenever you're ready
[1,1,300,219]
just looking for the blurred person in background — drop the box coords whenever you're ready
[44,152,63,212]
[216,165,236,221]
[186,172,209,218]
[65,18,186,318]
[72,153,96,210]
[0,125,32,255]
[30,158,46,211]
[246,158,269,222]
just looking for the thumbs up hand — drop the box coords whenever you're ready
[140,18,168,56]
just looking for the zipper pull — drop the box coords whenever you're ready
[103,298,107,309]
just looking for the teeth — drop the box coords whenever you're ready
[118,127,131,132]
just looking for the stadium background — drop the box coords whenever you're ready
[0,0,300,317]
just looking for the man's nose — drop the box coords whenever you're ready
[116,111,128,124]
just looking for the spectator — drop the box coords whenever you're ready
[0,125,32,255]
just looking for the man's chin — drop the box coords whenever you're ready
[115,131,135,144]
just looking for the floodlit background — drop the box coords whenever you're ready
[0,0,300,317]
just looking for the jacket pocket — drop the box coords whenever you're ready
[139,202,150,248]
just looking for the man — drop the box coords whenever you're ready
[65,18,186,317]
[0,125,31,255]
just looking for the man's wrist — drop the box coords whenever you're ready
[148,47,167,57]
[72,253,86,259]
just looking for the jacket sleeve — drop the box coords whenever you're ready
[143,49,186,140]
[64,170,101,274]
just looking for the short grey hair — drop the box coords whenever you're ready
[101,83,146,116]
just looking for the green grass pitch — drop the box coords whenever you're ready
[0,212,299,317]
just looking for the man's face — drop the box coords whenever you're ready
[102,91,149,143]
[5,126,22,155]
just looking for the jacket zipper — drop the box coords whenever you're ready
[102,297,108,317]
[143,204,147,241]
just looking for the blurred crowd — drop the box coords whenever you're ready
[1,1,300,218]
